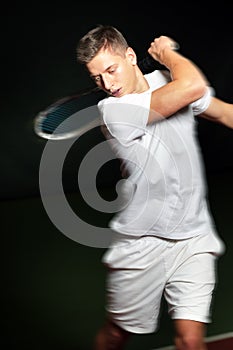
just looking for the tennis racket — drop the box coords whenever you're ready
[34,54,166,141]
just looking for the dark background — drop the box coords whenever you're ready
[2,3,233,350]
[2,4,233,199]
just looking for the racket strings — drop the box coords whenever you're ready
[40,99,85,134]
[36,91,105,136]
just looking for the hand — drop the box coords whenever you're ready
[148,36,180,63]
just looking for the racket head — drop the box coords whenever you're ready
[34,88,106,140]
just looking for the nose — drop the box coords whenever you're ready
[101,75,113,91]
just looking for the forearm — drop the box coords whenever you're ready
[200,97,233,129]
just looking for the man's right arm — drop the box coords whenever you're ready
[147,36,208,124]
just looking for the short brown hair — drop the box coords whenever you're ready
[76,25,129,64]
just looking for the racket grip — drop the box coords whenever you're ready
[138,53,167,74]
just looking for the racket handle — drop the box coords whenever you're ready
[138,53,167,74]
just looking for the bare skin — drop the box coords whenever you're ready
[200,96,233,128]
[93,319,208,350]
[93,320,130,350]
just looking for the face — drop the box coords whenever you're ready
[86,47,139,97]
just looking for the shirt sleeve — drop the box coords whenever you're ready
[98,91,151,145]
[191,86,215,116]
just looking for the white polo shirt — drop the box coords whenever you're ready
[97,70,216,239]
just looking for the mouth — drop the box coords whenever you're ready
[110,88,122,97]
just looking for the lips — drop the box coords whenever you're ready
[111,88,121,97]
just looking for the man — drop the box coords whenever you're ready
[76,25,233,350]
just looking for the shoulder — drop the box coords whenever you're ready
[144,69,171,90]
[97,94,150,144]
[98,92,144,107]
[98,92,151,121]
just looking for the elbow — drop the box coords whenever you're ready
[194,78,207,97]
[184,78,207,102]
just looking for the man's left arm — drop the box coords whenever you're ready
[198,97,233,129]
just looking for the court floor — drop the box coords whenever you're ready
[153,332,233,349]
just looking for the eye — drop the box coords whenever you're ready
[108,68,116,74]
[92,76,101,82]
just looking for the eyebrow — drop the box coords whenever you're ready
[90,64,117,79]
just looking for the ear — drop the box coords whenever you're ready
[126,47,137,65]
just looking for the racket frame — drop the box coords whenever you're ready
[34,87,104,140]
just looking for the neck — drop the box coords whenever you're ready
[135,66,150,93]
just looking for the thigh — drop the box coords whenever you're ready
[103,236,168,334]
[165,251,217,323]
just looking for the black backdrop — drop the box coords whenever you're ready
[2,4,233,199]
[2,4,233,350]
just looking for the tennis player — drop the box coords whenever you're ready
[76,25,233,350]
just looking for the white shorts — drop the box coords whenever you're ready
[102,232,225,334]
